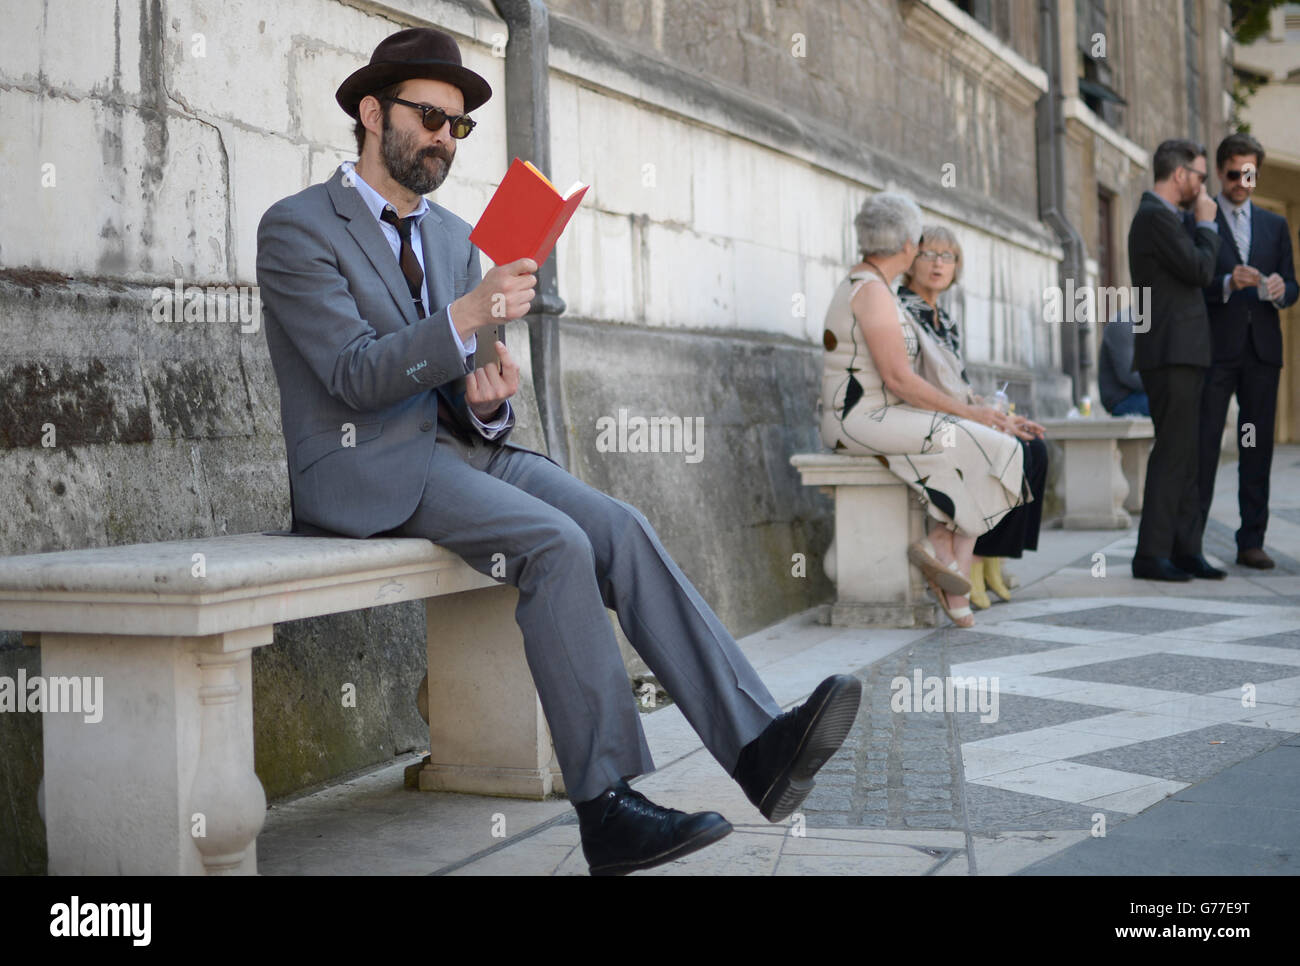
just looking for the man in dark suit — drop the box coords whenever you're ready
[1197,132,1300,569]
[255,27,860,875]
[1128,139,1224,581]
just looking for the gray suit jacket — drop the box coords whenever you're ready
[257,166,525,537]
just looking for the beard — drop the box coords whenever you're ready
[381,119,455,195]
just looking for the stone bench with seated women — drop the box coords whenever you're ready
[789,453,938,628]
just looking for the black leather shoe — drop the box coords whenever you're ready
[1171,554,1227,579]
[576,780,732,876]
[732,674,862,822]
[1131,556,1192,582]
[1237,547,1275,569]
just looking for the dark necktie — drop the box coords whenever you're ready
[380,206,427,318]
[380,205,474,441]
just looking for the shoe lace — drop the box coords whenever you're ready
[613,787,681,824]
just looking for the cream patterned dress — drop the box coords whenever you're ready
[819,267,1026,536]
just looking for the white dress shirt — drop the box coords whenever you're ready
[341,161,510,438]
[1217,193,1282,307]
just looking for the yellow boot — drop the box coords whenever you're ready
[968,557,991,610]
[985,557,1012,602]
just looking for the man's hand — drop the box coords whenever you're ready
[1194,186,1217,224]
[1230,264,1262,291]
[1265,272,1285,301]
[451,258,537,342]
[465,340,519,420]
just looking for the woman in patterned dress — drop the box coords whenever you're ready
[897,225,1048,611]
[819,193,1028,627]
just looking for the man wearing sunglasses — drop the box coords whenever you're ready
[256,27,860,876]
[1128,139,1223,583]
[1196,132,1299,571]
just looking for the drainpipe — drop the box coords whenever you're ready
[1036,0,1087,402]
[492,0,570,469]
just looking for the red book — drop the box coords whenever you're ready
[470,158,589,266]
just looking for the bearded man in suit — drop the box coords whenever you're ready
[255,27,860,876]
[1197,132,1300,570]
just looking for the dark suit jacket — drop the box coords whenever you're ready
[256,166,527,538]
[1128,190,1221,372]
[1201,203,1299,367]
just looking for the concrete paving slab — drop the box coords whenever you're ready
[773,853,941,875]
[970,829,1094,875]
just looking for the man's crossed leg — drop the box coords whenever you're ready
[381,425,862,874]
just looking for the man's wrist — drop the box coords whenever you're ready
[469,399,511,438]
[449,294,480,344]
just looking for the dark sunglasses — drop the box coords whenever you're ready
[1224,169,1255,183]
[382,96,476,139]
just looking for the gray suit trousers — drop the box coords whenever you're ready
[380,425,782,803]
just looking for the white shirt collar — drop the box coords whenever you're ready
[1217,192,1250,219]
[341,160,430,226]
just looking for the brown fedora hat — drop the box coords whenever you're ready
[335,27,492,119]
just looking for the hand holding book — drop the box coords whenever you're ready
[449,257,536,344]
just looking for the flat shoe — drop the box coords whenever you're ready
[984,557,1013,602]
[927,575,974,628]
[908,538,972,596]
[579,783,733,876]
[732,674,863,823]
[968,558,991,610]
[1236,548,1275,570]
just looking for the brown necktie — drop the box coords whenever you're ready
[380,205,428,318]
[380,205,474,441]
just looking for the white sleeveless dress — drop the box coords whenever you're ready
[819,268,1026,536]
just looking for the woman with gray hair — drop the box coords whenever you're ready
[820,193,1027,627]
[898,225,1048,611]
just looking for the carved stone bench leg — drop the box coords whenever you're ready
[418,584,557,799]
[35,627,271,875]
[1060,438,1131,529]
[1118,438,1151,514]
[830,483,937,627]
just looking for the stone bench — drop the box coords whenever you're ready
[1038,417,1154,529]
[0,533,560,875]
[790,453,937,628]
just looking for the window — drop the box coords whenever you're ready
[952,0,991,29]
[1097,189,1116,295]
[1076,0,1126,127]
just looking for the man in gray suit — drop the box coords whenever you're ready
[256,27,861,875]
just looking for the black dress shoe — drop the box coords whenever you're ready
[1171,554,1227,579]
[1237,547,1275,569]
[732,674,863,822]
[576,780,732,876]
[1131,556,1192,582]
